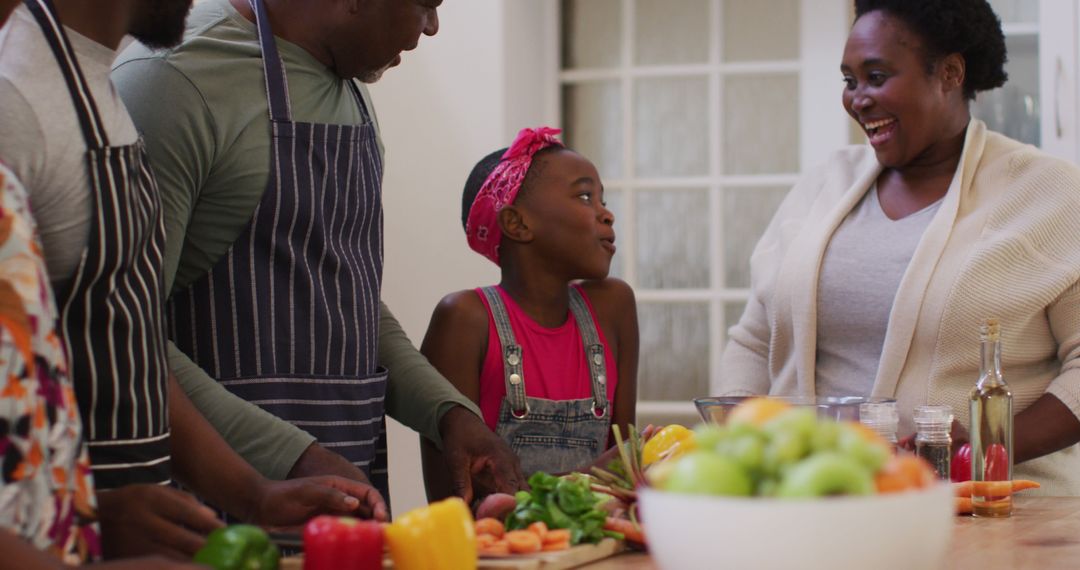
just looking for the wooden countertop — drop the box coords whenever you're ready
[576,497,1080,570]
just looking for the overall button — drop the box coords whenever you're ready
[510,373,522,385]
[593,354,603,365]
[507,353,520,366]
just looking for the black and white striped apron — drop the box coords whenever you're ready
[166,0,389,497]
[24,0,172,489]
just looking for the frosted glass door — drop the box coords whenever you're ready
[559,0,848,409]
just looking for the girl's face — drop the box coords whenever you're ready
[840,10,966,169]
[515,149,615,280]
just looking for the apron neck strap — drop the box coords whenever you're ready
[248,0,292,122]
[23,0,110,148]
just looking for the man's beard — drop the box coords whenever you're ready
[357,65,391,84]
[129,0,192,49]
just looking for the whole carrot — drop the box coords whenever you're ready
[603,517,646,545]
[953,479,1040,497]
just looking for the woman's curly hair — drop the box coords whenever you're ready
[854,0,1008,99]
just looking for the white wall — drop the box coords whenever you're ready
[369,0,556,515]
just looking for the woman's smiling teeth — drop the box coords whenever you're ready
[863,117,896,135]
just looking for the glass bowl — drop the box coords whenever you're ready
[693,396,896,425]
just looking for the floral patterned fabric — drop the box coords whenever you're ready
[0,163,100,563]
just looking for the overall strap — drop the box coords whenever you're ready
[23,0,109,148]
[568,286,609,418]
[248,0,292,122]
[480,286,528,418]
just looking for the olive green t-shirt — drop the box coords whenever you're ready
[112,0,478,479]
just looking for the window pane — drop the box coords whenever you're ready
[561,0,622,69]
[634,0,710,65]
[605,189,626,280]
[723,187,789,288]
[971,34,1040,146]
[564,82,624,180]
[988,0,1038,24]
[634,77,709,177]
[723,73,799,175]
[722,0,800,62]
[638,302,710,401]
[637,189,709,289]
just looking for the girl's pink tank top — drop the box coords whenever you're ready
[475,284,619,430]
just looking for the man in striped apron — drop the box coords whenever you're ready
[2,0,398,560]
[113,0,525,508]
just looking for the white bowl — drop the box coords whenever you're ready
[640,483,953,570]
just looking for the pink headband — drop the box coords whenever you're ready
[465,126,565,265]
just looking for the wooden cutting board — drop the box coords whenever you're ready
[280,538,624,570]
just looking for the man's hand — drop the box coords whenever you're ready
[97,484,223,560]
[438,405,525,504]
[249,475,388,526]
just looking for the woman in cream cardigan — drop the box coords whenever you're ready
[719,0,1080,495]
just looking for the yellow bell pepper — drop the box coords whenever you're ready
[642,424,695,467]
[385,497,477,570]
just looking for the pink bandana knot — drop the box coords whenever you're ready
[465,127,565,265]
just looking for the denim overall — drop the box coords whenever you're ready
[482,286,611,475]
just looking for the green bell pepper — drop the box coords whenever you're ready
[193,524,280,570]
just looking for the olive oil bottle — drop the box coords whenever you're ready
[969,318,1014,518]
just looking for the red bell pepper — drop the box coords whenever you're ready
[951,443,971,482]
[303,515,383,570]
[983,443,1010,481]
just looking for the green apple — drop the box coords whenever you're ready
[763,430,810,476]
[661,451,753,497]
[837,424,889,472]
[692,424,726,453]
[763,408,818,442]
[776,452,875,498]
[810,419,842,453]
[717,433,766,474]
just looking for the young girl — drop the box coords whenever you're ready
[420,127,638,499]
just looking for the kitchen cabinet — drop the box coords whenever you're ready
[973,0,1080,163]
[1038,0,1080,162]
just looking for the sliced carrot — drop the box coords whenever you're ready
[603,516,646,545]
[542,529,571,546]
[527,521,548,540]
[477,534,498,548]
[480,539,511,556]
[505,530,542,554]
[475,517,505,538]
[541,539,571,552]
[955,496,973,515]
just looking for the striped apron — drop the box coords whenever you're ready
[24,0,172,489]
[166,0,389,497]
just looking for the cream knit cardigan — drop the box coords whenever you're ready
[719,120,1080,495]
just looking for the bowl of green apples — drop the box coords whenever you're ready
[641,399,953,570]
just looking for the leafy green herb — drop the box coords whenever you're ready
[506,472,611,545]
